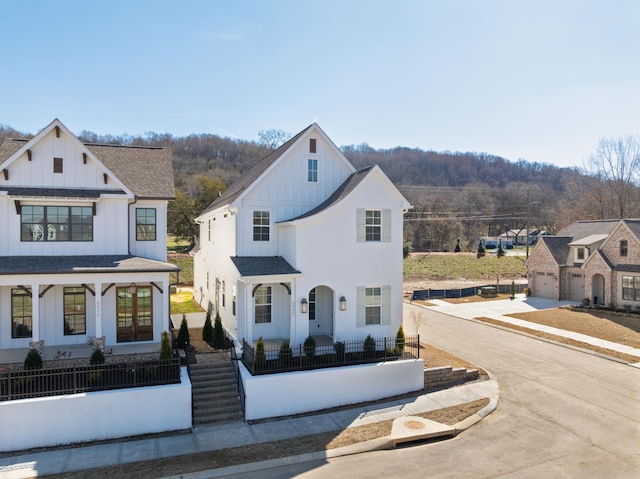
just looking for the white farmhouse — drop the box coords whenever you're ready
[0,119,178,359]
[193,123,411,349]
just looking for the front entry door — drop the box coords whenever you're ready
[117,286,153,342]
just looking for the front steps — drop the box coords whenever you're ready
[190,359,243,425]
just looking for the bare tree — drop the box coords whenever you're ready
[584,136,640,218]
[258,129,292,150]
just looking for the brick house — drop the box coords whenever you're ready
[526,219,640,307]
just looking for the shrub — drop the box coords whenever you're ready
[176,314,190,349]
[255,337,266,369]
[160,331,173,361]
[454,238,461,253]
[510,280,516,298]
[278,339,292,363]
[212,313,225,348]
[363,334,376,356]
[497,243,505,257]
[395,325,406,353]
[24,348,43,370]
[202,312,213,343]
[403,241,414,258]
[477,241,485,258]
[90,347,105,365]
[303,335,316,358]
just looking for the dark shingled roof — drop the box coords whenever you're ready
[0,255,179,275]
[0,136,174,200]
[200,125,314,215]
[538,236,572,265]
[231,256,300,277]
[281,167,372,222]
[555,220,619,239]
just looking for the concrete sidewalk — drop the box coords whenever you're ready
[0,377,499,479]
[415,294,640,359]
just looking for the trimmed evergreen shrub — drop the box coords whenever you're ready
[363,334,376,356]
[510,280,516,298]
[303,335,316,358]
[278,339,292,363]
[454,238,461,253]
[477,241,486,258]
[24,348,43,370]
[395,325,406,353]
[212,313,225,348]
[255,337,266,369]
[90,347,105,365]
[160,331,173,361]
[202,312,213,343]
[497,243,505,257]
[176,314,190,349]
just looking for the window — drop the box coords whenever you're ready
[622,275,640,300]
[357,209,391,243]
[232,286,237,316]
[222,281,226,308]
[12,288,32,338]
[21,205,93,242]
[208,219,211,242]
[577,247,585,260]
[308,159,318,183]
[366,210,381,241]
[136,208,156,241]
[309,138,316,153]
[309,288,316,321]
[620,240,628,257]
[64,287,86,335]
[253,210,270,241]
[365,287,381,325]
[254,286,272,323]
[53,157,63,173]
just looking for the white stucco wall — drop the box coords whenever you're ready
[241,359,424,420]
[0,367,191,452]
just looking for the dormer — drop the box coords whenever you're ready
[568,234,608,264]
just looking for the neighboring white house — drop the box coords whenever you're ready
[193,123,411,348]
[0,119,178,358]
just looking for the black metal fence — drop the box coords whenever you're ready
[0,357,181,401]
[411,283,528,301]
[241,335,420,375]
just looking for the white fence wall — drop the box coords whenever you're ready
[0,367,191,452]
[241,359,424,420]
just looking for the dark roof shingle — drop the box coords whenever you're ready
[0,255,179,275]
[231,256,300,277]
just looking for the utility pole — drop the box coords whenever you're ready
[526,190,540,259]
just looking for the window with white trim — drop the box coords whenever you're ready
[365,287,381,325]
[620,240,628,257]
[253,210,270,241]
[232,285,237,316]
[64,287,86,335]
[255,286,272,323]
[576,247,585,261]
[356,285,391,327]
[622,275,640,300]
[309,288,316,321]
[357,209,391,243]
[308,159,318,182]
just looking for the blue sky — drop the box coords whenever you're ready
[1,0,638,168]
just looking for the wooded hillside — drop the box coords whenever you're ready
[2,123,637,252]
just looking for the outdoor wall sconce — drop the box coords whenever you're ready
[300,298,308,313]
[129,283,138,294]
[339,296,347,311]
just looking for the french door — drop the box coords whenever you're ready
[116,286,153,342]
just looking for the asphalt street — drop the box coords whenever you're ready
[224,302,640,478]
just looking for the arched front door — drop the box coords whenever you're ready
[308,285,334,338]
[592,274,605,306]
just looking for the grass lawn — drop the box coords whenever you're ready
[404,252,527,281]
[170,290,205,314]
[167,254,194,285]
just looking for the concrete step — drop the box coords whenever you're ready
[190,358,243,425]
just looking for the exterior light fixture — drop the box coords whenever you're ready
[129,283,138,294]
[339,296,347,311]
[300,298,308,313]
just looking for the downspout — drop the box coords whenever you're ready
[127,196,138,255]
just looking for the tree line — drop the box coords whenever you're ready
[2,123,638,252]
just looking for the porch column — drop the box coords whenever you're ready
[290,281,297,344]
[29,282,43,353]
[163,278,170,335]
[245,282,253,343]
[94,282,103,338]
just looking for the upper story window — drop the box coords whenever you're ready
[365,210,381,241]
[309,138,316,153]
[576,247,585,261]
[21,205,93,242]
[53,157,63,173]
[136,208,156,241]
[253,210,270,241]
[357,209,391,243]
[308,159,318,183]
[620,240,628,257]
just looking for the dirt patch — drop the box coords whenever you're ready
[45,399,489,479]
